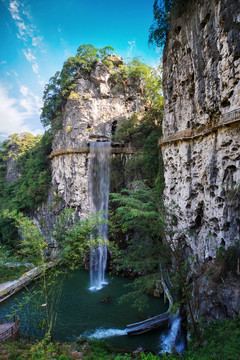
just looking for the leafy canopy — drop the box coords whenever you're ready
[41,44,114,127]
[149,0,192,48]
[0,132,52,247]
[109,182,170,310]
[149,0,174,48]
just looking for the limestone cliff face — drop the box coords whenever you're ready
[47,59,143,220]
[162,0,240,319]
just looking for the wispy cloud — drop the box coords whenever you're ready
[32,64,39,74]
[32,36,43,47]
[22,48,36,62]
[0,82,43,138]
[127,40,136,57]
[9,0,21,20]
[8,0,44,82]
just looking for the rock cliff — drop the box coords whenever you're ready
[161,0,240,320]
[37,58,144,230]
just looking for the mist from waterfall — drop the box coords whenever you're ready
[89,142,111,291]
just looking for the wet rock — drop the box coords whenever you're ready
[133,346,146,355]
[100,296,111,303]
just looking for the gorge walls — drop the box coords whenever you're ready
[161,0,240,319]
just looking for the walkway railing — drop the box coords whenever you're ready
[0,316,20,343]
[159,107,240,146]
[49,145,137,159]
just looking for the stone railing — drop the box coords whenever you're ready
[159,108,240,146]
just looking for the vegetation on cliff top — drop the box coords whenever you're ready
[40,44,114,128]
[149,0,193,48]
[40,44,161,129]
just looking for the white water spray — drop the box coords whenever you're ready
[160,315,185,354]
[89,142,111,291]
[85,328,127,339]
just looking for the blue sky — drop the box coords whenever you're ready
[0,0,160,140]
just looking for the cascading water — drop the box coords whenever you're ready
[160,315,185,354]
[89,142,111,291]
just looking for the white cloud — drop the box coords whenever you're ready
[32,36,43,47]
[9,0,21,20]
[8,0,44,83]
[17,20,27,30]
[0,60,7,65]
[23,48,36,62]
[32,63,39,74]
[128,40,136,53]
[0,82,43,138]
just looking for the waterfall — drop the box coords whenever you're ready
[160,315,185,354]
[89,142,111,291]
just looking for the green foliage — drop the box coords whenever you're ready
[0,263,26,283]
[0,244,33,282]
[1,317,240,359]
[149,0,193,48]
[112,114,162,189]
[111,62,163,188]
[0,131,52,248]
[41,44,114,127]
[185,317,240,360]
[149,0,174,48]
[216,241,240,273]
[1,210,47,265]
[53,209,108,270]
[110,182,170,310]
[0,131,52,212]
[206,241,240,281]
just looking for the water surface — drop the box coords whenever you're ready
[0,270,168,352]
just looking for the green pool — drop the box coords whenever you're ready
[0,269,169,352]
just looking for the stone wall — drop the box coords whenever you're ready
[161,0,240,319]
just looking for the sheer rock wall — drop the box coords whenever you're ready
[38,60,143,228]
[162,0,240,319]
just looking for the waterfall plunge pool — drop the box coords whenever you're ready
[0,269,169,352]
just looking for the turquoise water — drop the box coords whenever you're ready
[0,270,169,352]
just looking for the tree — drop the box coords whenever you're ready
[149,0,193,48]
[110,181,200,342]
[149,0,173,48]
[41,44,114,128]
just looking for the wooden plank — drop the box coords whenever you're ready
[127,316,169,335]
[0,323,14,333]
[126,312,170,335]
[126,312,169,328]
